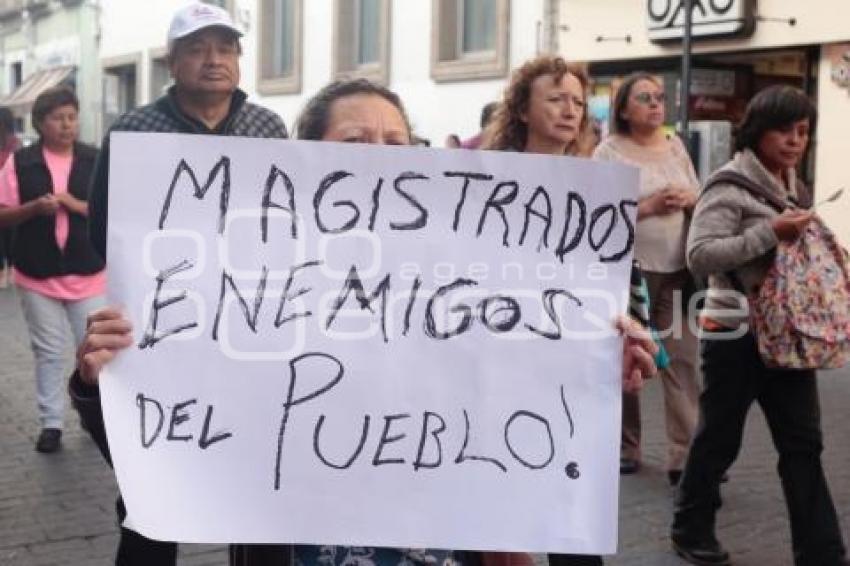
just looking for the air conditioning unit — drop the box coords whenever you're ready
[690,120,733,184]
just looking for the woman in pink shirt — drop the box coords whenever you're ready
[0,86,105,453]
[0,106,20,287]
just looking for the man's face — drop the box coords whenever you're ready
[169,27,240,97]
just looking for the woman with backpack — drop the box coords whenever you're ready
[670,86,848,566]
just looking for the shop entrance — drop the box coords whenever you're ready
[586,46,819,184]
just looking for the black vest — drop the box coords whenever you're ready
[12,142,105,278]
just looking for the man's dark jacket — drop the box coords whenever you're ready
[69,86,287,463]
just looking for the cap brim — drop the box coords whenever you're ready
[171,22,243,43]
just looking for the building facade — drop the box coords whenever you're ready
[555,0,850,244]
[0,0,101,144]
[57,0,850,242]
[248,0,549,146]
[97,0,552,146]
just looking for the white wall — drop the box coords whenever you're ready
[99,0,171,59]
[101,0,546,145]
[100,0,189,106]
[397,0,544,145]
[815,43,850,247]
[251,0,545,145]
[557,0,850,62]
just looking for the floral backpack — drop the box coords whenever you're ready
[704,171,850,369]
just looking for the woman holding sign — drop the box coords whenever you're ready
[0,86,105,454]
[77,78,656,566]
[79,79,453,566]
[483,56,637,566]
[293,79,460,566]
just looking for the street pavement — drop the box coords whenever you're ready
[1,283,848,566]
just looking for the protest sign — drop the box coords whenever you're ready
[102,132,638,554]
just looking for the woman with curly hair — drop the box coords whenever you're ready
[482,56,594,157]
[483,54,604,566]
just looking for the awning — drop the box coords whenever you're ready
[0,66,75,115]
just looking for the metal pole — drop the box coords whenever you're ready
[679,0,693,150]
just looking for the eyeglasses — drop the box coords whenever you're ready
[632,92,666,105]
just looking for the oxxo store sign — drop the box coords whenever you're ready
[647,0,756,42]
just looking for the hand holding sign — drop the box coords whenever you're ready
[617,315,658,392]
[102,132,639,553]
[78,306,133,385]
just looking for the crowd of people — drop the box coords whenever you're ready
[0,2,846,566]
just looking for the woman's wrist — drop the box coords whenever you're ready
[637,198,657,219]
[23,199,41,218]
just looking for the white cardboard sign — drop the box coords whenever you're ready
[102,132,639,554]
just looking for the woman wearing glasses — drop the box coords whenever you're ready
[592,72,700,487]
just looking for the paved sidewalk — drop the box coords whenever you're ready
[1,284,847,565]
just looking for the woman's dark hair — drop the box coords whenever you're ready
[0,107,14,138]
[735,85,817,152]
[295,79,412,141]
[32,85,78,136]
[610,72,662,135]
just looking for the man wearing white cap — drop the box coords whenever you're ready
[68,3,288,565]
[83,1,287,256]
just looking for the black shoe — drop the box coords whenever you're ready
[671,534,731,566]
[620,458,640,475]
[35,428,62,453]
[668,470,682,486]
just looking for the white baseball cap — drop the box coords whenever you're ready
[167,2,242,47]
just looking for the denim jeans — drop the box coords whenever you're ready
[18,288,105,429]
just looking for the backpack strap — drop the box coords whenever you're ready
[793,178,814,210]
[701,171,790,212]
[700,171,791,296]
